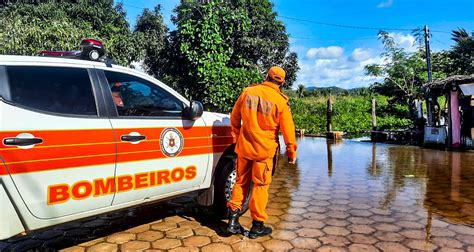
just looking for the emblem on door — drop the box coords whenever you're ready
[160,128,184,157]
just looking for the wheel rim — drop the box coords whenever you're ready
[225,169,237,201]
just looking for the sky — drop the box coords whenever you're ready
[117,0,474,89]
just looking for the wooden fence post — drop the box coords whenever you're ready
[327,97,332,133]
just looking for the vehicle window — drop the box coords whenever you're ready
[6,66,97,116]
[104,71,183,117]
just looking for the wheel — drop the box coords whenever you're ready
[213,156,252,218]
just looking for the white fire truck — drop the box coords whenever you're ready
[0,40,249,240]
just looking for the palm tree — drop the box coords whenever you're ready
[449,28,474,75]
[451,28,470,43]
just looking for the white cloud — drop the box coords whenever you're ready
[350,48,372,62]
[290,45,307,55]
[296,46,384,89]
[292,33,421,89]
[389,32,418,53]
[377,0,393,8]
[306,46,344,59]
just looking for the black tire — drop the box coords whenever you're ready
[213,156,252,218]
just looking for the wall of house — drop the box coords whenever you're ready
[471,96,474,139]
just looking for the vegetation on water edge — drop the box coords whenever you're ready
[290,95,412,134]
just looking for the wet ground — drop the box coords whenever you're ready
[2,137,474,251]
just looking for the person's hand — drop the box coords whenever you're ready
[288,157,296,165]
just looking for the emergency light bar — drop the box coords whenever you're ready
[39,39,106,61]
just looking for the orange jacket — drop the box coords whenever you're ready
[231,81,297,161]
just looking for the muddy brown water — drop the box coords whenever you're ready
[2,137,474,251]
[295,138,474,227]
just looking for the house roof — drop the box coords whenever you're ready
[423,74,474,91]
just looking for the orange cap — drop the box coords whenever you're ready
[267,66,286,84]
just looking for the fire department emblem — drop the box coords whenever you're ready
[160,128,184,157]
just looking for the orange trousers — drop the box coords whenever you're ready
[227,156,273,222]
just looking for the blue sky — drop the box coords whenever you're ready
[118,0,474,89]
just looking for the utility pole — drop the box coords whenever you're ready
[372,98,377,130]
[424,25,434,126]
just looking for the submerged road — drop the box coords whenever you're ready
[2,137,474,251]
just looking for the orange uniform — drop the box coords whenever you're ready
[228,80,297,221]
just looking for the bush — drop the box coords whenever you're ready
[290,95,412,134]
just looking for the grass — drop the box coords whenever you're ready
[290,95,413,134]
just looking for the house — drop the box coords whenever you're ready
[423,75,474,149]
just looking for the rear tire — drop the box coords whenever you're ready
[213,156,252,218]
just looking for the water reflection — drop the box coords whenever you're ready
[423,150,474,224]
[285,137,474,226]
[326,139,342,177]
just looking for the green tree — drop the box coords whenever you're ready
[156,0,298,112]
[0,0,141,66]
[365,31,426,104]
[133,5,167,75]
[430,50,452,79]
[448,28,474,75]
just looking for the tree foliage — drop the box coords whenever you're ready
[448,28,474,75]
[296,84,305,98]
[0,0,141,66]
[365,28,473,103]
[151,0,298,112]
[365,31,427,103]
[133,5,167,74]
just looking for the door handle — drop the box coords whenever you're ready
[3,137,43,146]
[121,135,146,142]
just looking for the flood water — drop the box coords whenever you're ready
[4,137,474,251]
[266,136,474,249]
[287,137,474,226]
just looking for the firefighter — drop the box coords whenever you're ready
[227,66,297,239]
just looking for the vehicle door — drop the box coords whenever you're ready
[95,68,210,205]
[0,64,116,219]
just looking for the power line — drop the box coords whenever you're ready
[433,37,449,47]
[278,15,451,34]
[121,2,147,10]
[279,15,412,31]
[290,36,377,41]
[118,2,452,34]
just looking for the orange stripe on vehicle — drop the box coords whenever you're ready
[210,136,233,145]
[0,129,115,147]
[0,141,118,151]
[1,144,115,163]
[0,125,232,175]
[2,141,214,168]
[118,140,161,153]
[5,155,116,175]
[4,152,117,165]
[1,150,227,175]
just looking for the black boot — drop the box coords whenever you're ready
[227,208,242,234]
[248,220,272,239]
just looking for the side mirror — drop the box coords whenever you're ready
[184,100,204,120]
